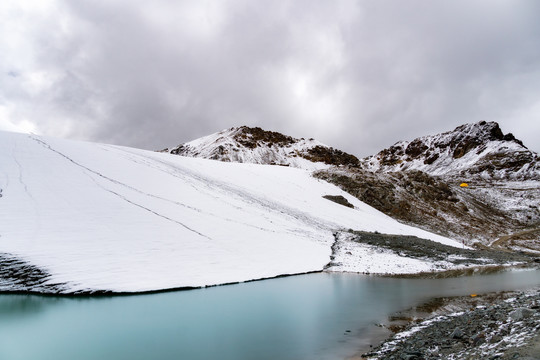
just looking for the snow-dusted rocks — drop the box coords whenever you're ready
[164,122,539,248]
[362,121,539,181]
[163,126,360,170]
[0,131,457,294]
[325,232,456,275]
[316,121,540,247]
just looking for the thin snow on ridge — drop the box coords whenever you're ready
[0,131,460,294]
[363,121,539,180]
[164,126,360,171]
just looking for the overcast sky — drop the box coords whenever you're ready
[1,0,539,157]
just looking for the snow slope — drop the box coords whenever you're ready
[0,131,461,294]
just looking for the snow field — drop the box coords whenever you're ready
[0,131,462,293]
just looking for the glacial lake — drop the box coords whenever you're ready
[1,269,540,360]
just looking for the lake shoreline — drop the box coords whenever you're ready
[3,229,537,296]
[0,269,325,297]
[2,270,540,359]
[1,256,538,297]
[355,286,540,359]
[326,230,540,276]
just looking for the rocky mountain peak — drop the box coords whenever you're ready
[446,121,525,158]
[230,126,297,148]
[162,122,539,246]
[363,121,538,180]
[164,126,360,170]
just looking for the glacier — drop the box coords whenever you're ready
[0,131,462,294]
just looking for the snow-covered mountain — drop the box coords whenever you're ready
[317,121,540,248]
[362,121,539,181]
[163,126,360,170]
[0,131,460,294]
[2,121,536,294]
[170,122,539,249]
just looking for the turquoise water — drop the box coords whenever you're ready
[1,269,539,360]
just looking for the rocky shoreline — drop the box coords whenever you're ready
[360,287,540,359]
[348,231,538,268]
[327,230,539,277]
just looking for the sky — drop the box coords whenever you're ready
[1,0,539,157]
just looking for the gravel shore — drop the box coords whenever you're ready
[361,287,540,359]
[347,231,538,270]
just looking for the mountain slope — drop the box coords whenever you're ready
[163,126,360,170]
[362,121,539,180]
[318,121,540,248]
[315,167,540,248]
[0,131,459,294]
[168,122,539,249]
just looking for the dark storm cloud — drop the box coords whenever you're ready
[335,0,540,155]
[1,0,539,156]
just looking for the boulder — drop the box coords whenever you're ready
[451,327,464,339]
[509,308,535,321]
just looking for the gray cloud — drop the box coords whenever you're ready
[1,0,539,157]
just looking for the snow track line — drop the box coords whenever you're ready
[0,159,9,192]
[10,138,41,240]
[108,146,336,236]
[101,145,285,234]
[149,156,335,233]
[30,136,211,240]
[90,179,213,240]
[12,140,31,198]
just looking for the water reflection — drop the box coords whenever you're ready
[0,269,538,360]
[0,294,62,318]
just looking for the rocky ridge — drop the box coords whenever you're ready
[165,122,540,249]
[316,121,540,247]
[163,126,360,169]
[362,121,539,181]
[314,167,540,247]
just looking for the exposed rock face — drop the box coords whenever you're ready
[362,121,539,181]
[163,126,360,169]
[314,167,540,245]
[317,121,540,247]
[302,145,360,167]
[164,122,540,248]
[322,195,355,208]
